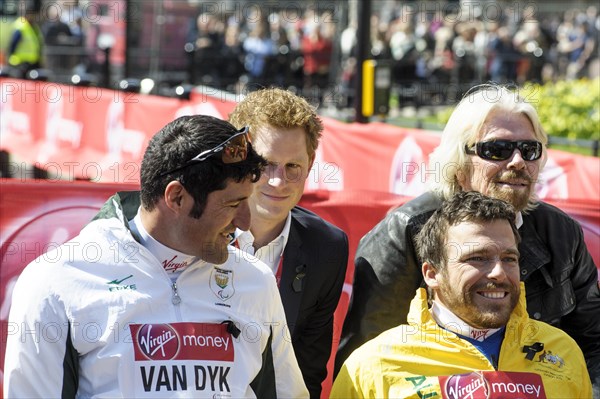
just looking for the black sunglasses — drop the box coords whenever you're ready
[160,127,251,176]
[465,140,543,161]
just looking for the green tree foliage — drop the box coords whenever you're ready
[436,79,600,141]
[520,79,599,141]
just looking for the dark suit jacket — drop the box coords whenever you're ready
[279,206,348,398]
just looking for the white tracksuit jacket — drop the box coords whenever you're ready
[4,193,308,398]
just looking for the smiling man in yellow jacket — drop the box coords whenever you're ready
[332,192,592,399]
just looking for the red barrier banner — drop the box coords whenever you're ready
[2,78,599,203]
[313,118,600,202]
[0,79,237,183]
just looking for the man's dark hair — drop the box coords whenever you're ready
[415,191,521,271]
[140,115,266,218]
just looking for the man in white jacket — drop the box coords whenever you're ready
[4,115,309,398]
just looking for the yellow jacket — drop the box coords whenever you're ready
[8,17,43,66]
[331,286,592,398]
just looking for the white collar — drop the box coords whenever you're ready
[129,209,199,274]
[430,300,502,342]
[515,211,523,229]
[235,211,292,256]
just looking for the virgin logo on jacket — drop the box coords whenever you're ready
[162,255,190,273]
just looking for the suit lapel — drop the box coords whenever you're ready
[279,214,308,334]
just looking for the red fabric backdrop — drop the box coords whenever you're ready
[2,78,599,202]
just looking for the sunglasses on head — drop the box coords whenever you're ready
[465,140,543,161]
[160,127,251,177]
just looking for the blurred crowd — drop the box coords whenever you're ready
[185,1,599,103]
[5,1,599,105]
[184,5,336,98]
[361,3,599,87]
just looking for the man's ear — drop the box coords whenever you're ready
[163,181,187,214]
[307,153,316,177]
[456,167,467,190]
[422,262,440,289]
[309,152,316,167]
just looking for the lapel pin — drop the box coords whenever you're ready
[292,265,306,293]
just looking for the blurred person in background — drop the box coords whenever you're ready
[187,12,224,86]
[6,0,44,78]
[301,18,333,103]
[218,23,245,92]
[41,4,73,71]
[559,20,596,80]
[243,19,276,89]
[488,26,519,83]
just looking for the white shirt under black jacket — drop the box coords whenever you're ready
[235,212,292,276]
[4,196,309,398]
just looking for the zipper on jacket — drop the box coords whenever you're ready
[171,282,181,305]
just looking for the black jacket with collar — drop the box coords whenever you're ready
[279,206,348,398]
[336,191,600,387]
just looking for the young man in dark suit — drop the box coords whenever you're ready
[229,88,349,398]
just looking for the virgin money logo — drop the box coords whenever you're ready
[133,324,180,360]
[444,371,489,399]
[439,371,546,399]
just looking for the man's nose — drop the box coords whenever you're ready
[487,259,508,282]
[233,201,251,231]
[506,149,526,170]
